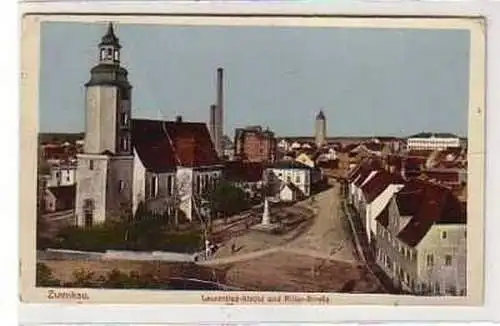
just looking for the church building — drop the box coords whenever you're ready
[75,23,223,227]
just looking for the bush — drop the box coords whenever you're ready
[54,222,128,252]
[53,216,203,253]
[36,263,61,287]
[62,268,172,290]
[205,181,251,219]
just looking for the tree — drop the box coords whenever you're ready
[262,169,281,198]
[205,181,249,222]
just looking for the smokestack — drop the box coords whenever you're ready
[209,104,217,144]
[215,67,224,157]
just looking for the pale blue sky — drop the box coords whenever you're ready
[39,22,470,137]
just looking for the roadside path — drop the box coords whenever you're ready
[198,185,357,266]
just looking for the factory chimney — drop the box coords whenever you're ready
[215,67,224,157]
[209,104,217,145]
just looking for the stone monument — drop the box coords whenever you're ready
[251,197,280,233]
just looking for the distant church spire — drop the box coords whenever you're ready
[316,110,326,120]
[315,109,327,148]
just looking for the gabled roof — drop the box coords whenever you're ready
[131,118,220,173]
[281,181,303,195]
[394,179,428,215]
[361,170,402,204]
[396,181,466,247]
[353,168,373,187]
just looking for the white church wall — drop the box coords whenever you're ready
[75,154,109,226]
[176,167,194,221]
[132,150,146,214]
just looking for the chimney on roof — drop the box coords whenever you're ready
[214,67,224,158]
[176,115,183,123]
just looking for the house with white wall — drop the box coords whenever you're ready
[46,162,77,187]
[374,179,467,296]
[265,161,313,201]
[359,170,405,243]
[406,132,461,151]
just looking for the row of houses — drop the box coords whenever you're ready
[345,157,467,296]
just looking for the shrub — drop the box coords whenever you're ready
[36,263,60,287]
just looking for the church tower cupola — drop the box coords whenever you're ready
[98,23,121,65]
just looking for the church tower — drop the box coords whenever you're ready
[315,110,327,148]
[75,23,134,227]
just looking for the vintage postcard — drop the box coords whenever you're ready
[19,14,485,306]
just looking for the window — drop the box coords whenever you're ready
[445,255,452,266]
[441,231,448,240]
[121,112,129,127]
[55,172,60,178]
[83,199,94,228]
[167,175,173,196]
[121,138,129,152]
[89,160,94,170]
[295,175,301,183]
[198,175,202,193]
[113,50,119,61]
[107,48,113,55]
[118,180,125,193]
[151,175,158,198]
[426,254,434,267]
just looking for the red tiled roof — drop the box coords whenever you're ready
[397,181,467,247]
[394,179,428,216]
[347,164,363,182]
[132,119,178,173]
[131,119,220,172]
[224,161,264,183]
[361,170,395,204]
[348,158,383,183]
[354,168,374,187]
